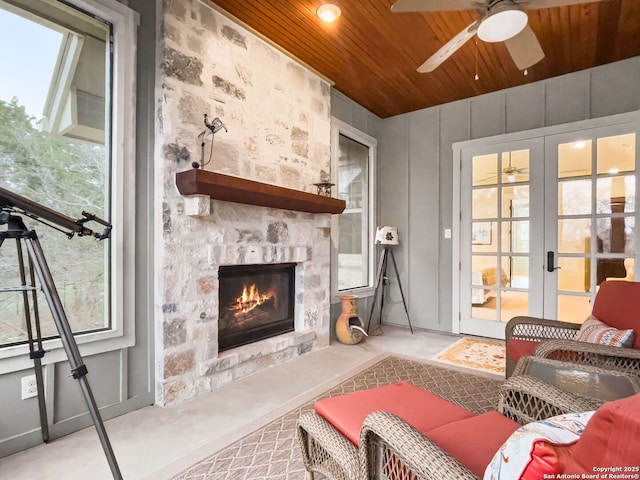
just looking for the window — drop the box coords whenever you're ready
[0,0,137,369]
[331,118,376,297]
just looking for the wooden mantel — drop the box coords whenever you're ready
[175,169,346,214]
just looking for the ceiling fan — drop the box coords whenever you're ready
[391,0,610,73]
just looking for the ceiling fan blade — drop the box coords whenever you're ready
[504,24,544,70]
[520,0,611,9]
[391,0,484,13]
[417,20,480,73]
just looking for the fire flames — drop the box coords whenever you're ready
[232,283,272,316]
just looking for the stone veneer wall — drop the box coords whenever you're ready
[156,0,332,406]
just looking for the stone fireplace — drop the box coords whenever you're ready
[218,263,295,352]
[157,0,334,406]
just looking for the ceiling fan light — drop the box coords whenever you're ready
[317,4,341,23]
[477,9,528,43]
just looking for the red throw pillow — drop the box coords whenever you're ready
[563,393,640,474]
[520,440,576,480]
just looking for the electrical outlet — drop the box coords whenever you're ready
[21,375,38,399]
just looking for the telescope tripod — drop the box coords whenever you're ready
[0,213,122,479]
[366,246,414,335]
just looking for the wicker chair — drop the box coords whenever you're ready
[359,391,640,480]
[297,376,601,480]
[505,280,640,377]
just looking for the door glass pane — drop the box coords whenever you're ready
[596,257,634,284]
[501,150,529,183]
[501,221,529,253]
[504,256,529,288]
[471,256,498,319]
[599,258,635,281]
[472,188,498,219]
[337,134,370,290]
[558,219,591,254]
[473,153,498,186]
[472,301,496,320]
[559,140,592,178]
[472,222,496,252]
[558,180,592,215]
[596,176,635,213]
[558,257,589,292]
[597,133,636,175]
[472,256,500,287]
[501,291,528,322]
[596,217,634,254]
[557,295,591,323]
[502,186,529,217]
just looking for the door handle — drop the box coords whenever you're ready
[547,251,561,272]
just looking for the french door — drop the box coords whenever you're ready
[543,126,637,322]
[459,139,544,338]
[458,120,639,339]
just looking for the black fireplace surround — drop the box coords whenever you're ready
[218,263,295,352]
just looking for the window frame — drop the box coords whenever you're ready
[0,0,138,373]
[330,117,377,302]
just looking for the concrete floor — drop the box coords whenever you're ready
[0,326,461,480]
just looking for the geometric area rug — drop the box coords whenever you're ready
[432,337,506,376]
[170,354,503,480]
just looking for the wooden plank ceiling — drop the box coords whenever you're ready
[207,0,640,118]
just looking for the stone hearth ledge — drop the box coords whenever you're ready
[197,330,317,378]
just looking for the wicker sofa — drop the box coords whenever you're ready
[505,280,640,377]
[297,376,602,480]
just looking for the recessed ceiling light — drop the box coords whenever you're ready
[317,4,341,23]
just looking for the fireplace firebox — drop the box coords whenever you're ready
[218,263,295,352]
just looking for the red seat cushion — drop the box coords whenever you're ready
[507,338,539,363]
[425,411,520,477]
[314,381,475,446]
[563,392,640,474]
[592,281,640,349]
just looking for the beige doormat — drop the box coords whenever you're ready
[433,337,506,376]
[167,354,502,480]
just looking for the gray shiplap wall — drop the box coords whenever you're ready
[377,56,640,333]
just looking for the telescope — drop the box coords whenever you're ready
[0,185,111,240]
[0,184,121,478]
